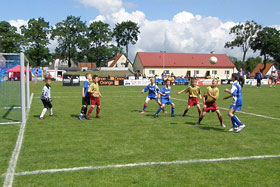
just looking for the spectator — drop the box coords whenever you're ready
[255,70,262,88]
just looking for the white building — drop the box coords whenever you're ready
[133,52,236,79]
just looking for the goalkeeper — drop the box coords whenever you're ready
[39,77,55,120]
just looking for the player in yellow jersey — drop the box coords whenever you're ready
[196,79,225,127]
[86,75,102,120]
[178,79,202,118]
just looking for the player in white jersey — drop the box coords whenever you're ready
[39,77,55,120]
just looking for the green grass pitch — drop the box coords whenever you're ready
[1,82,280,186]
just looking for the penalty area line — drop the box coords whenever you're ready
[171,97,280,121]
[3,93,34,187]
[1,154,279,177]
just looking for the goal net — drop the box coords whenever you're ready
[0,53,31,125]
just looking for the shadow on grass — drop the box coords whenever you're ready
[131,109,141,113]
[70,114,80,119]
[198,125,226,132]
[33,115,40,118]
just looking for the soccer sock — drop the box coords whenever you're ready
[96,106,100,117]
[40,108,47,118]
[159,104,166,112]
[183,109,189,116]
[84,107,88,116]
[80,107,85,116]
[171,107,175,116]
[231,117,238,128]
[218,115,223,125]
[87,107,94,117]
[198,116,203,124]
[198,108,201,116]
[143,103,148,111]
[232,115,243,126]
[49,108,53,115]
[155,107,162,115]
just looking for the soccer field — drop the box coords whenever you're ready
[1,82,280,186]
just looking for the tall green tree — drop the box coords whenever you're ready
[250,27,280,71]
[229,56,242,70]
[113,21,140,59]
[245,57,262,73]
[81,21,119,67]
[51,16,86,67]
[21,18,50,67]
[225,21,261,68]
[0,21,23,53]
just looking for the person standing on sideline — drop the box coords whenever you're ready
[255,70,262,88]
[270,71,278,88]
[238,68,245,88]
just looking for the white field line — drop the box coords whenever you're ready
[33,96,143,99]
[171,97,280,121]
[0,154,278,177]
[3,93,33,187]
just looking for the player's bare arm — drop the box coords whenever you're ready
[177,89,186,95]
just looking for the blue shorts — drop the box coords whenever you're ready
[161,99,173,105]
[147,95,158,100]
[230,104,242,111]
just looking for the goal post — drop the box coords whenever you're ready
[0,53,31,125]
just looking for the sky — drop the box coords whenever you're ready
[1,0,280,61]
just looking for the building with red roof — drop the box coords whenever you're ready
[107,53,133,71]
[250,63,277,78]
[133,52,235,78]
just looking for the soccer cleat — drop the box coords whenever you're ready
[39,117,44,120]
[49,114,56,117]
[96,116,100,119]
[163,110,167,114]
[140,111,145,114]
[221,123,226,128]
[154,114,158,118]
[180,115,185,118]
[195,122,200,126]
[85,116,91,120]
[236,125,246,133]
[171,114,175,117]
[78,115,83,120]
[228,128,238,132]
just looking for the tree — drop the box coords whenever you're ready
[225,21,261,68]
[113,21,140,59]
[245,57,262,73]
[250,27,280,71]
[228,56,242,70]
[81,21,119,67]
[20,18,51,67]
[51,16,86,67]
[0,21,23,53]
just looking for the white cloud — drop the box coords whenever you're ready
[9,19,28,33]
[81,0,262,61]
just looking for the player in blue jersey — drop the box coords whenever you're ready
[141,78,167,114]
[154,79,175,118]
[79,73,92,120]
[224,73,246,132]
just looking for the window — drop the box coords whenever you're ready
[225,70,230,75]
[121,63,126,66]
[164,70,169,74]
[212,70,217,75]
[194,70,199,75]
[149,70,155,75]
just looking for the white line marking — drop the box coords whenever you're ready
[1,154,279,177]
[171,97,280,121]
[33,96,143,99]
[3,93,33,187]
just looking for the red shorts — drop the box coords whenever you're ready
[90,96,100,106]
[203,102,219,112]
[188,97,199,106]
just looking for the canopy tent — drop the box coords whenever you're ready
[7,65,31,81]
